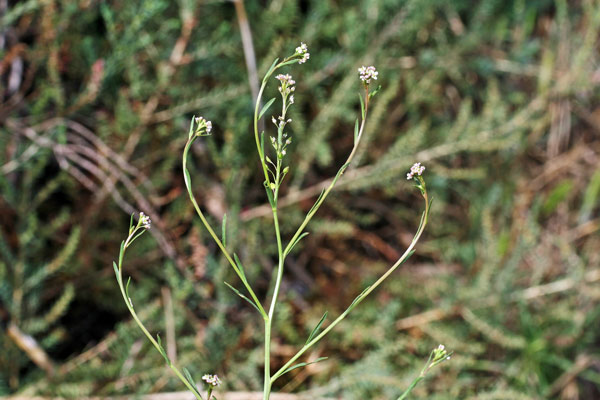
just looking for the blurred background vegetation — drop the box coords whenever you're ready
[1,0,600,398]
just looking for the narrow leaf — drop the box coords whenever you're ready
[233,253,247,283]
[264,58,279,80]
[118,241,125,265]
[287,232,309,254]
[278,59,298,67]
[368,85,382,100]
[359,93,365,120]
[281,357,328,376]
[183,367,202,396]
[264,181,276,208]
[348,285,371,311]
[308,188,326,215]
[403,250,416,264]
[224,282,261,314]
[221,213,227,247]
[125,277,132,299]
[354,118,359,144]
[306,311,328,344]
[183,167,192,189]
[188,115,195,139]
[113,261,120,279]
[156,334,170,364]
[259,98,276,120]
[260,131,265,156]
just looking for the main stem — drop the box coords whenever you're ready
[264,153,284,400]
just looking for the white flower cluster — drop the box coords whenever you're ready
[276,74,296,95]
[434,344,451,361]
[295,42,309,64]
[139,212,151,229]
[202,374,222,387]
[194,116,212,136]
[269,131,292,157]
[358,65,378,83]
[271,116,292,130]
[406,162,425,180]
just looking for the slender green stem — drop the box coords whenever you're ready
[397,347,447,400]
[116,230,204,400]
[397,376,424,400]
[263,319,272,400]
[254,57,296,400]
[264,152,284,400]
[283,90,370,257]
[271,190,430,384]
[254,80,272,186]
[183,138,267,319]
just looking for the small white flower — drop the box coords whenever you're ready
[139,212,151,229]
[358,65,378,83]
[295,42,310,64]
[194,116,212,136]
[276,74,295,95]
[202,374,222,387]
[406,162,425,180]
[289,95,294,104]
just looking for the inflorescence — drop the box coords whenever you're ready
[139,212,151,229]
[202,374,222,387]
[406,162,426,180]
[276,74,295,95]
[194,116,212,136]
[358,65,378,84]
[295,42,310,64]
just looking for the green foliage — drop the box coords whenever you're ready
[1,0,599,398]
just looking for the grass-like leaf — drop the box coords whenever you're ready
[224,281,261,314]
[280,357,328,376]
[306,311,328,345]
[259,98,276,120]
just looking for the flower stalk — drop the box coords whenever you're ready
[113,43,445,400]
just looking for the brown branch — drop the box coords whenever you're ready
[233,0,259,103]
[7,323,55,377]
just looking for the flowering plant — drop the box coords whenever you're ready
[114,43,448,399]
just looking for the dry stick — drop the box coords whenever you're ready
[396,268,600,331]
[7,121,179,263]
[546,354,593,398]
[161,287,177,363]
[234,0,264,134]
[233,0,260,104]
[5,121,135,213]
[7,323,55,377]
